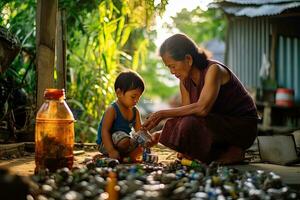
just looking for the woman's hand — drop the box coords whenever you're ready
[142,111,162,130]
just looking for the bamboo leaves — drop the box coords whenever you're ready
[0,0,169,142]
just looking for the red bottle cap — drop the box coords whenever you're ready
[44,88,65,100]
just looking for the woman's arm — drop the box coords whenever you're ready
[101,106,120,159]
[163,64,222,117]
[180,80,190,106]
[143,64,224,130]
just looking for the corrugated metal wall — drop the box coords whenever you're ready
[227,17,300,102]
[276,36,300,102]
[226,17,271,88]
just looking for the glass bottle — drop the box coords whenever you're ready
[35,89,75,173]
[181,158,202,168]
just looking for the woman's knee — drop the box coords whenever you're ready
[179,116,204,132]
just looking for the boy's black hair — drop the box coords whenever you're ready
[114,71,145,93]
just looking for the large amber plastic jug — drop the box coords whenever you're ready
[35,89,75,173]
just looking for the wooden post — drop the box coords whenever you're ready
[56,9,67,90]
[224,14,231,65]
[270,26,278,81]
[36,0,57,108]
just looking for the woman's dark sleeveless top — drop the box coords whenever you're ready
[183,60,257,118]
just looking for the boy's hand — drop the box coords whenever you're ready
[108,149,120,160]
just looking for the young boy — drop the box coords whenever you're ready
[96,71,145,160]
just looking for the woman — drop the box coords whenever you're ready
[143,33,258,164]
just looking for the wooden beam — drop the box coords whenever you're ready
[270,17,300,38]
[36,0,57,108]
[56,9,67,90]
[270,26,278,81]
[224,14,232,66]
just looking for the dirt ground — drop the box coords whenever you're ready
[0,144,177,176]
[1,143,300,188]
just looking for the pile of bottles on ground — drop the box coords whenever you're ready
[1,157,299,200]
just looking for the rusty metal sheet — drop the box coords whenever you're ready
[210,1,300,17]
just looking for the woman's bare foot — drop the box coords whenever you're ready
[216,146,245,165]
[176,152,193,160]
[177,152,184,159]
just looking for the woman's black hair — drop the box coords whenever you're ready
[114,71,145,93]
[159,33,209,69]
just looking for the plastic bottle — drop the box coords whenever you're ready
[132,130,152,147]
[95,157,120,167]
[143,147,151,161]
[181,158,202,168]
[129,130,152,162]
[143,148,158,163]
[106,171,119,200]
[35,89,75,173]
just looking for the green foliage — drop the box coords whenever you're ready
[59,0,168,142]
[168,6,226,44]
[0,0,169,142]
[0,0,36,97]
[139,57,178,100]
[0,0,36,135]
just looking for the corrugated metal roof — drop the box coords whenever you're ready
[216,0,299,5]
[210,1,300,17]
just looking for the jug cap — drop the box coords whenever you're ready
[44,88,65,99]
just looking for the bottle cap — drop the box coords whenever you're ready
[133,130,152,147]
[44,88,65,100]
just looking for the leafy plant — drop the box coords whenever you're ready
[0,0,169,142]
[61,0,168,142]
[167,6,226,44]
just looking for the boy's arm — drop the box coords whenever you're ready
[133,108,142,132]
[101,106,120,159]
